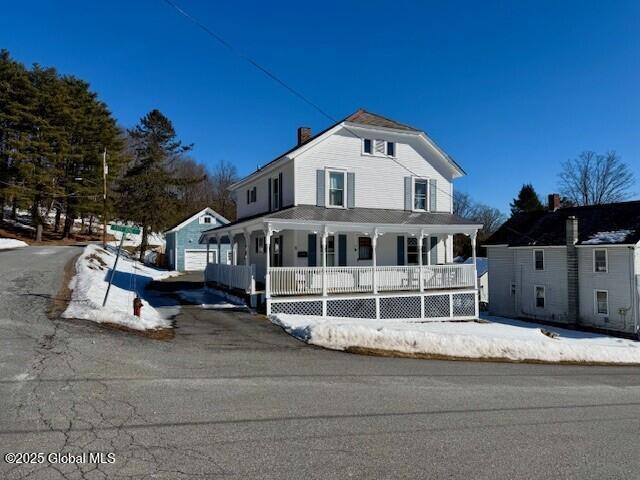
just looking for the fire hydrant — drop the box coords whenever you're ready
[133,297,143,317]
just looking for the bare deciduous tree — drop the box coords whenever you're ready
[453,190,507,257]
[209,159,238,221]
[558,151,635,206]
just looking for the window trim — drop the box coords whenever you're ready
[593,248,608,273]
[325,168,347,209]
[534,285,545,309]
[594,289,609,316]
[362,138,372,155]
[412,177,429,212]
[533,249,545,271]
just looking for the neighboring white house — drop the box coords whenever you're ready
[461,257,488,305]
[164,207,230,272]
[200,109,482,320]
[486,195,640,335]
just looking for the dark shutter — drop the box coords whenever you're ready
[246,190,250,204]
[404,177,412,210]
[347,172,355,208]
[430,236,438,264]
[308,234,317,267]
[429,179,437,211]
[278,172,283,208]
[316,170,325,207]
[255,237,259,254]
[338,235,347,266]
[268,178,272,212]
[397,236,405,265]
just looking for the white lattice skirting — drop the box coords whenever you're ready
[269,290,478,321]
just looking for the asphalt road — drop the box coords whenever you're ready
[1,246,640,479]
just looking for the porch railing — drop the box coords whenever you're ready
[269,264,475,297]
[205,263,255,294]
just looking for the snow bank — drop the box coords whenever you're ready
[0,238,28,250]
[63,245,177,331]
[582,229,632,245]
[271,314,640,364]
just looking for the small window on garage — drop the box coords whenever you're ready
[595,290,609,315]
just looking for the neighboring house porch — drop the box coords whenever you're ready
[200,206,481,320]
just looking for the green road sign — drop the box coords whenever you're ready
[110,224,141,235]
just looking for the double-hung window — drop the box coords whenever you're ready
[594,249,607,273]
[595,290,608,315]
[358,237,372,260]
[328,171,345,208]
[363,139,372,154]
[534,250,544,271]
[535,285,545,308]
[414,179,428,211]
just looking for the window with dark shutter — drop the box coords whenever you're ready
[358,237,372,260]
[386,141,395,156]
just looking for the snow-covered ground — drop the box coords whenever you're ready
[271,314,640,364]
[63,245,178,331]
[0,238,29,250]
[174,287,246,310]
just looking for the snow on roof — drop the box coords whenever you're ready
[582,229,633,245]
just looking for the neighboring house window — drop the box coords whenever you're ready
[358,237,372,260]
[535,285,545,308]
[226,250,232,264]
[328,171,345,207]
[208,250,218,264]
[326,235,336,266]
[272,177,280,210]
[595,290,609,315]
[413,179,428,211]
[534,249,544,271]
[386,141,395,156]
[203,216,212,224]
[510,283,516,295]
[363,139,372,154]
[251,186,257,203]
[407,237,419,265]
[594,249,607,273]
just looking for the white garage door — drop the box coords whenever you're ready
[184,250,210,271]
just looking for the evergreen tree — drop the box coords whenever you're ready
[510,183,544,216]
[117,110,193,260]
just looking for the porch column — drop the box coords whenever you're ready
[265,226,272,300]
[206,239,210,264]
[418,232,424,293]
[471,231,478,289]
[321,229,328,297]
[372,231,378,294]
[215,234,221,263]
[244,229,250,266]
[425,234,431,265]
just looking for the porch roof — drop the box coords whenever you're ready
[200,205,480,242]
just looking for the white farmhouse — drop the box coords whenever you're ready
[200,109,482,320]
[486,194,640,335]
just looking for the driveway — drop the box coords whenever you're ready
[2,247,640,479]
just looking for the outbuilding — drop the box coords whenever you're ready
[164,207,230,272]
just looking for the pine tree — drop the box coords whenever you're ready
[117,110,193,260]
[510,183,544,216]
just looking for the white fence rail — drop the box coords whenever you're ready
[269,264,475,297]
[205,263,255,293]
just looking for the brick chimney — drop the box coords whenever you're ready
[566,216,579,325]
[548,193,560,211]
[297,127,312,146]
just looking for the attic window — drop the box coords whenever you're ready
[363,138,396,157]
[201,216,212,224]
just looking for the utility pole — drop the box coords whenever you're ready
[102,148,108,248]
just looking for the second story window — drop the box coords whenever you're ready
[246,186,257,204]
[363,139,372,154]
[534,249,544,271]
[386,141,395,156]
[362,138,396,157]
[272,177,280,210]
[594,249,607,272]
[328,171,345,207]
[414,179,428,211]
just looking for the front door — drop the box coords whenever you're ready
[272,236,283,267]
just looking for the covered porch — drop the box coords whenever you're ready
[199,206,481,320]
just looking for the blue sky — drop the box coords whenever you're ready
[3,0,639,212]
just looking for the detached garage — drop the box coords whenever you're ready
[164,207,231,272]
